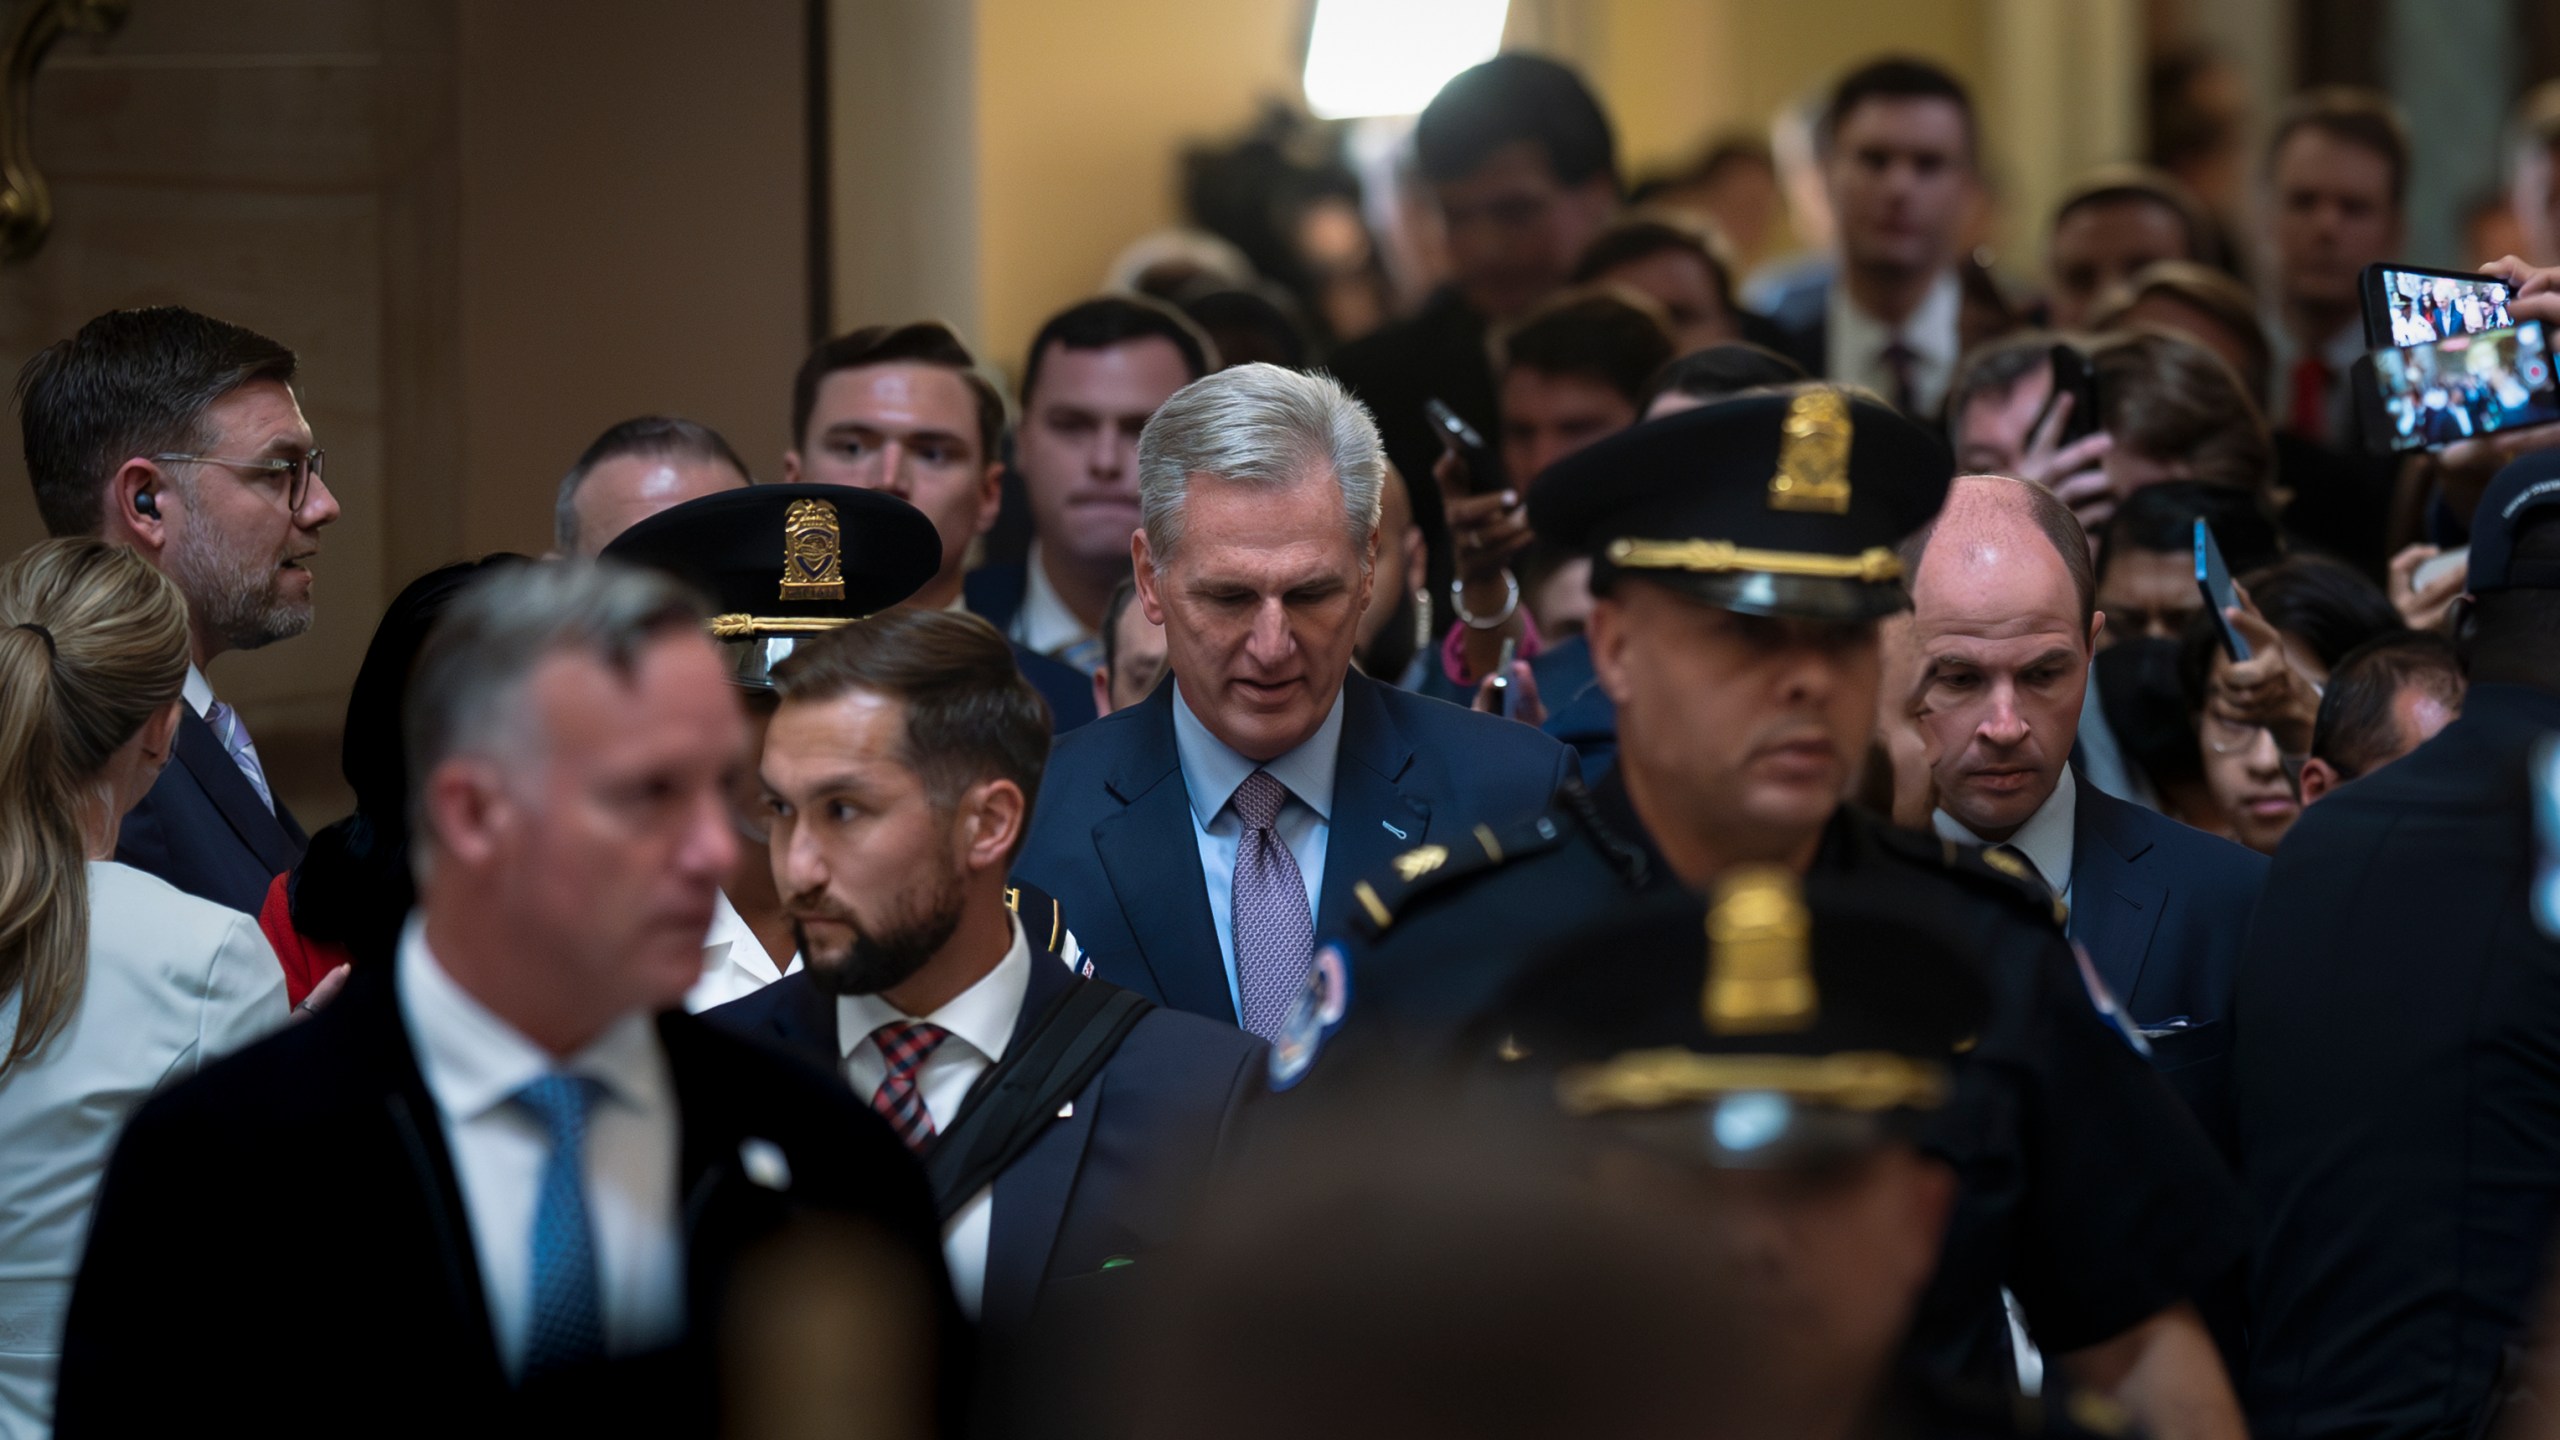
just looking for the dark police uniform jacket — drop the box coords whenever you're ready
[1292,770,2249,1387]
[2235,683,2560,1440]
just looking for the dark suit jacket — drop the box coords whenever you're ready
[115,702,306,915]
[55,961,959,1440]
[1014,670,1579,1025]
[704,952,1261,1364]
[2234,684,2560,1438]
[958,564,1098,733]
[2067,773,2266,1148]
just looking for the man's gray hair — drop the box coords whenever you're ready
[404,559,707,860]
[1137,363,1384,560]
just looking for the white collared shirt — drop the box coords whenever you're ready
[686,889,802,1013]
[1934,762,2080,924]
[181,664,214,719]
[838,917,1034,1320]
[1009,541,1099,668]
[1170,682,1341,1015]
[397,921,685,1376]
[1828,268,1963,416]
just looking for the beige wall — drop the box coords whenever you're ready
[972,0,1307,375]
[826,0,2139,381]
[0,0,809,823]
[454,1,809,548]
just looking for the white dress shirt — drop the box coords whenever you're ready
[1934,762,2080,924]
[1828,268,1962,416]
[181,663,215,719]
[838,917,1034,1320]
[1170,683,1341,1015]
[1009,541,1099,668]
[685,888,801,1013]
[397,922,685,1376]
[0,862,286,1434]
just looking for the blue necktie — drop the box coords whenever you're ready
[512,1073,607,1379]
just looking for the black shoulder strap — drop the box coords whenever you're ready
[922,978,1154,1220]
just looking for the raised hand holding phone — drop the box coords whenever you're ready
[2201,566,2324,758]
[2014,350,2114,536]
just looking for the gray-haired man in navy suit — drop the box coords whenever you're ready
[1012,363,1578,1038]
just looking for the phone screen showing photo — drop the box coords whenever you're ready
[2381,268,2517,345]
[2372,320,2560,453]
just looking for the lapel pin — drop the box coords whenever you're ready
[739,1137,792,1191]
[1381,820,1408,840]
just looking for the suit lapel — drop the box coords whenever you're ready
[758,974,841,1073]
[981,957,1097,1332]
[1094,685,1230,1021]
[2069,776,2166,1006]
[1316,673,1430,935]
[173,705,301,873]
[342,962,506,1385]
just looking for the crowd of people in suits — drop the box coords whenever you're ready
[11,41,2560,1440]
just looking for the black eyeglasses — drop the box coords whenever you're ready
[150,449,325,513]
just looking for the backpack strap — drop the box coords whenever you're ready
[922,978,1154,1220]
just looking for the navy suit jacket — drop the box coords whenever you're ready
[961,562,1097,734]
[1014,669,1579,1025]
[115,703,306,916]
[703,953,1261,1347]
[2067,772,2265,1140]
[1013,640,1096,734]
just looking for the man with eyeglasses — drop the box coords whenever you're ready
[18,306,342,915]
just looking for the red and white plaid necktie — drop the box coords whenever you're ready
[868,1019,950,1153]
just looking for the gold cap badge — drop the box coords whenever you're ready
[1766,387,1852,514]
[780,498,847,601]
[1703,866,1817,1035]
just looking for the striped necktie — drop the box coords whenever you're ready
[869,1020,951,1152]
[204,698,276,814]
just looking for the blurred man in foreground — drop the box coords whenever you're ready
[56,561,954,1438]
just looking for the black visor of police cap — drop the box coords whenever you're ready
[1474,868,1988,1168]
[2468,449,2560,593]
[600,483,942,687]
[1528,384,1953,622]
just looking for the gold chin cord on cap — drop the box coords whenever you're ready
[1555,1049,1949,1116]
[1603,538,1901,582]
[707,615,853,640]
[1704,865,1816,1035]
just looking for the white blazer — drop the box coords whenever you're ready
[0,861,287,1435]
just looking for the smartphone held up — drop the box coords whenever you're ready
[2353,261,2560,455]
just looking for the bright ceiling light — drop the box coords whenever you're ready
[1302,0,1511,121]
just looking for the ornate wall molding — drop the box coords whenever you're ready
[1,0,130,262]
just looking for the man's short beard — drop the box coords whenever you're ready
[796,851,970,999]
[165,518,311,652]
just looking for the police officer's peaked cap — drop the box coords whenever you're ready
[1529,384,1953,621]
[602,483,941,690]
[1484,869,1988,1168]
[2468,450,2560,594]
